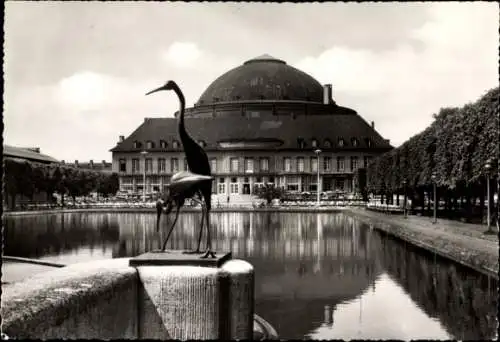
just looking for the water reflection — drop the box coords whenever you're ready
[3,212,497,340]
[372,225,498,341]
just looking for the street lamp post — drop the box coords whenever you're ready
[141,151,148,203]
[403,180,407,219]
[485,159,491,232]
[315,149,322,207]
[431,172,437,224]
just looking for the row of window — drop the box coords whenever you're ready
[132,137,373,150]
[299,137,372,149]
[132,140,207,150]
[283,156,371,172]
[119,156,372,174]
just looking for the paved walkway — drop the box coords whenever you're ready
[348,208,499,278]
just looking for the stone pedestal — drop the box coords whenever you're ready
[130,250,254,340]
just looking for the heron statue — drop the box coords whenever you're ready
[147,80,216,259]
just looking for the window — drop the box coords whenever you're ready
[269,176,275,183]
[171,158,179,173]
[324,157,332,171]
[244,158,254,173]
[230,158,239,173]
[337,157,345,171]
[338,138,345,147]
[260,157,269,172]
[297,157,304,172]
[324,140,332,148]
[132,158,140,173]
[158,158,166,173]
[311,157,318,172]
[284,157,291,172]
[218,178,226,194]
[172,140,179,149]
[210,158,217,173]
[146,141,155,149]
[309,176,318,192]
[286,176,299,191]
[230,177,239,194]
[365,138,372,148]
[311,139,317,148]
[119,159,126,172]
[352,138,359,147]
[160,140,168,149]
[183,158,188,171]
[133,141,142,149]
[145,158,152,172]
[351,156,359,171]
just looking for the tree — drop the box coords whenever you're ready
[254,184,284,205]
[366,86,499,222]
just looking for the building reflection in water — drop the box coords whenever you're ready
[3,212,497,340]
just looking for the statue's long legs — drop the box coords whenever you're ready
[161,205,181,252]
[156,200,163,232]
[201,208,216,259]
[183,193,205,254]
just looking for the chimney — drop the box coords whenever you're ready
[119,135,125,143]
[371,121,375,129]
[75,160,79,167]
[323,84,332,105]
[102,160,106,166]
[90,160,94,168]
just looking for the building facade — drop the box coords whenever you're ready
[110,54,392,196]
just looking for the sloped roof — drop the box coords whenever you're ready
[111,114,393,153]
[196,54,325,105]
[3,145,59,164]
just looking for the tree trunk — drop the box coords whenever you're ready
[487,178,495,227]
[420,188,425,216]
[61,193,65,207]
[381,193,384,205]
[410,190,416,212]
[426,190,432,216]
[396,192,400,206]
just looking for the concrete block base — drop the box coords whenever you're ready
[135,257,254,340]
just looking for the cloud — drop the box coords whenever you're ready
[293,2,498,147]
[163,41,202,69]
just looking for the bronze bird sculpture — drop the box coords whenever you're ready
[155,171,213,252]
[147,80,216,258]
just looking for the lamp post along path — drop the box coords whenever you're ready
[485,160,491,231]
[315,149,322,207]
[431,172,437,224]
[403,180,407,219]
[141,151,148,202]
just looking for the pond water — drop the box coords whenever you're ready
[3,212,497,340]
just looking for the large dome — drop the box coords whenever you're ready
[196,54,324,105]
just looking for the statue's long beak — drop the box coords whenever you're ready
[146,85,167,96]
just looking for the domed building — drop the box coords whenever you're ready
[110,54,392,197]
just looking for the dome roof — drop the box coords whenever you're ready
[196,54,324,105]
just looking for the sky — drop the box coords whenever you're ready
[3,2,498,162]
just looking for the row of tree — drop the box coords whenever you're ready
[4,158,119,210]
[366,86,499,223]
